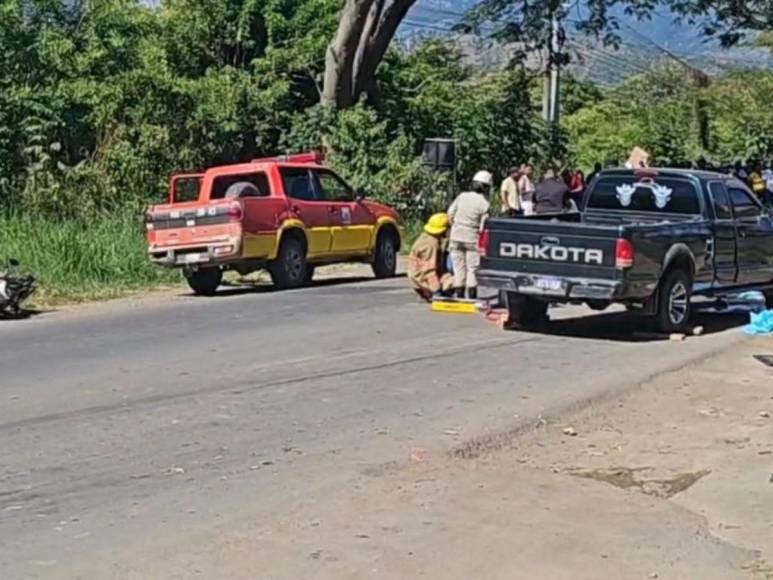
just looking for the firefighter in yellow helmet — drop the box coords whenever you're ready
[408,213,454,301]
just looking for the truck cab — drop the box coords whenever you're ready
[146,153,402,295]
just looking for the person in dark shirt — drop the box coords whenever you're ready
[535,169,571,214]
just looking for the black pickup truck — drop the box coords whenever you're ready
[477,168,773,333]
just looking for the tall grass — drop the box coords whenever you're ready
[0,211,179,304]
[401,218,424,253]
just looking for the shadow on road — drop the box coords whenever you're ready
[0,308,49,322]
[522,309,749,343]
[184,273,406,299]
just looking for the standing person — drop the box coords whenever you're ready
[762,162,773,206]
[407,213,454,302]
[734,160,749,182]
[625,146,650,169]
[517,163,536,216]
[448,171,492,300]
[748,161,766,199]
[587,162,603,185]
[534,168,571,214]
[569,169,586,207]
[499,167,521,216]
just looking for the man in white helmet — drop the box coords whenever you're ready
[447,170,492,300]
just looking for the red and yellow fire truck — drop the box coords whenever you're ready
[146,152,402,295]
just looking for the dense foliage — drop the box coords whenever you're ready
[564,65,773,169]
[2,0,771,221]
[0,0,550,219]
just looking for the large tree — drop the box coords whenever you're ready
[321,0,416,109]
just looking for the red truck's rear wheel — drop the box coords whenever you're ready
[372,230,398,279]
[184,267,222,296]
[270,237,308,290]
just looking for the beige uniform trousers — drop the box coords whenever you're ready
[449,241,480,289]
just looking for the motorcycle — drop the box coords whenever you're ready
[0,258,36,317]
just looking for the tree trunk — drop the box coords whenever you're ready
[353,0,416,100]
[322,0,416,110]
[322,0,374,109]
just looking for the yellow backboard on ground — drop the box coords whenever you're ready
[431,299,478,314]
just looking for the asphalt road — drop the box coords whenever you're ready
[0,274,749,579]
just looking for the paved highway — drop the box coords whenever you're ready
[0,274,747,578]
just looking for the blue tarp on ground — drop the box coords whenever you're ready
[745,309,773,336]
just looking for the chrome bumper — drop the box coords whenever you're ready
[476,269,624,300]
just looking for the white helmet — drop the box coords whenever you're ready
[472,170,493,187]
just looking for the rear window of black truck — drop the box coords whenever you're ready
[586,176,701,214]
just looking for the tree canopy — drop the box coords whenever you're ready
[0,0,771,222]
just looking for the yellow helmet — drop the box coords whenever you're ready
[424,212,450,235]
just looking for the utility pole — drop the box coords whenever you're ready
[542,8,562,126]
[542,4,567,161]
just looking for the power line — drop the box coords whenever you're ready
[619,22,706,75]
[402,19,458,33]
[568,42,652,73]
[409,5,468,19]
[566,41,653,75]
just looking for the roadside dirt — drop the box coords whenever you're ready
[175,337,773,580]
[28,260,398,315]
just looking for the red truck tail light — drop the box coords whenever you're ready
[213,245,235,257]
[227,203,243,222]
[478,228,490,255]
[615,238,634,269]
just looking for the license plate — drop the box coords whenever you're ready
[181,253,205,264]
[534,277,564,293]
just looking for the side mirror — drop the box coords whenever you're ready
[354,190,366,202]
[8,258,19,267]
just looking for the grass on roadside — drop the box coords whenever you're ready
[0,211,180,306]
[401,218,423,254]
[0,212,424,307]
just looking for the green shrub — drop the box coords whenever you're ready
[0,210,179,304]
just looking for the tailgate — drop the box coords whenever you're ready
[481,218,621,279]
[146,201,243,265]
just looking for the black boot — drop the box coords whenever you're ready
[467,287,478,300]
[454,287,465,299]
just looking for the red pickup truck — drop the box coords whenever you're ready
[146,153,403,295]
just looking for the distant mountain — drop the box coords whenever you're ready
[400,1,773,84]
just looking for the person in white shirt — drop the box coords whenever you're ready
[448,170,492,300]
[517,163,536,216]
[762,164,773,206]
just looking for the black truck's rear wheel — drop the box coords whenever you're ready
[655,268,692,334]
[505,292,549,328]
[185,267,223,296]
